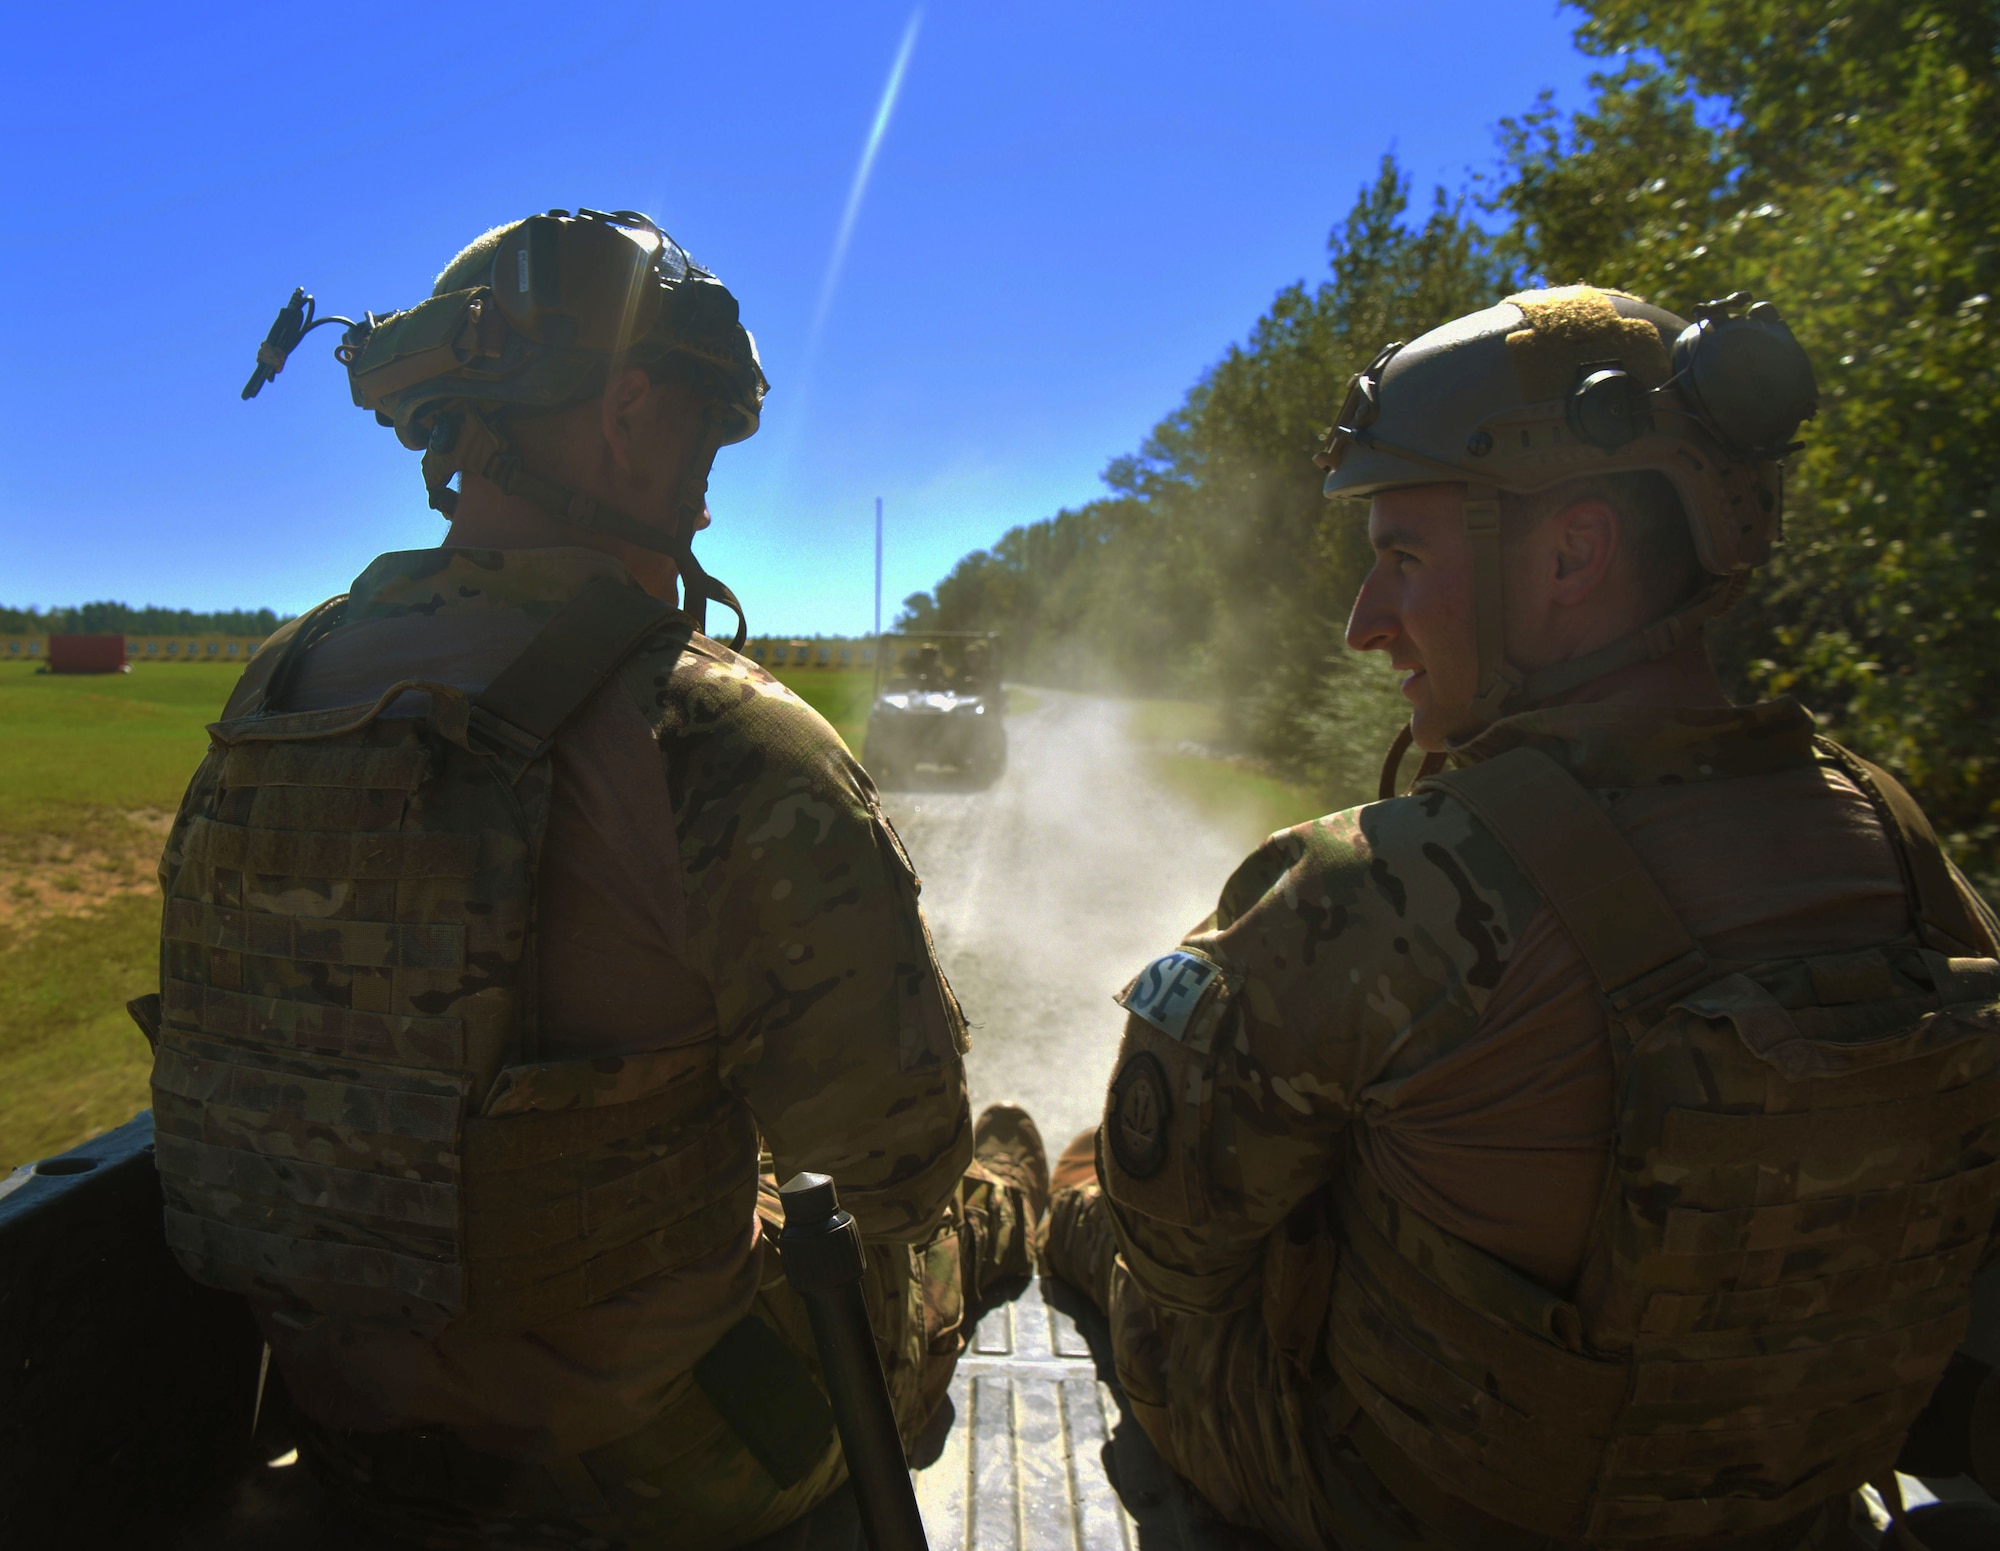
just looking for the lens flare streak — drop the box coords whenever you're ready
[809,9,923,349]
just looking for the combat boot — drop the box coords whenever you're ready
[972,1103,1050,1226]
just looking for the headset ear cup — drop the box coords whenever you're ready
[1672,301,1820,460]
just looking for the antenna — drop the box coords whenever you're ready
[874,496,884,641]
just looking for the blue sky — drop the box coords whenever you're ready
[0,3,1595,633]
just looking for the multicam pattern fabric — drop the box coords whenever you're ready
[611,611,975,1241]
[1084,698,2000,1550]
[174,546,976,1245]
[152,561,757,1336]
[152,547,1009,1547]
[303,1156,1041,1551]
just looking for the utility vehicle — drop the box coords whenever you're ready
[864,633,1006,790]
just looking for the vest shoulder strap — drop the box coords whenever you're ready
[224,574,685,757]
[1815,737,1996,957]
[470,575,689,760]
[225,593,349,718]
[1418,747,1705,1018]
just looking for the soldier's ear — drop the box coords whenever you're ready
[598,367,658,473]
[1546,496,1621,602]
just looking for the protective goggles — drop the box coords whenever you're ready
[488,208,689,354]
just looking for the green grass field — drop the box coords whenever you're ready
[0,660,237,834]
[0,661,1314,1168]
[781,667,874,755]
[0,662,241,1167]
[1123,697,1330,845]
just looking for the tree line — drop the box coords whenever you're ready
[898,0,1999,891]
[0,602,288,637]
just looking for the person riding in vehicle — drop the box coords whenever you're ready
[153,208,1049,1550]
[1046,286,2000,1551]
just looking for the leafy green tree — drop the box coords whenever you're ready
[0,602,287,636]
[906,3,1998,876]
[906,158,1502,797]
[1496,0,2000,886]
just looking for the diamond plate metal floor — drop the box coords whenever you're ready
[751,1275,1255,1551]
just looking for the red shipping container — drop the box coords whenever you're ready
[48,634,129,674]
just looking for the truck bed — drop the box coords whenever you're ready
[176,1273,1246,1551]
[3,1114,1988,1549]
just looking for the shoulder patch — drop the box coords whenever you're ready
[1117,950,1225,1043]
[1107,1051,1172,1180]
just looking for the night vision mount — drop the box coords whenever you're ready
[240,288,369,400]
[237,208,722,409]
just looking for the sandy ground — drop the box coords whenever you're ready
[0,808,172,929]
[877,690,1254,1152]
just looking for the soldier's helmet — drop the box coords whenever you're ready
[1320,286,1818,747]
[238,208,767,647]
[348,209,767,484]
[1318,285,1818,578]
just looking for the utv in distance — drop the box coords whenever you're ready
[864,632,1006,789]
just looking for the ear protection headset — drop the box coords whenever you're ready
[1566,292,1819,460]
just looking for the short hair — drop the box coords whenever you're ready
[1503,470,1702,616]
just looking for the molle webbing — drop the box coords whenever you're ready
[1326,748,2000,1544]
[152,577,755,1336]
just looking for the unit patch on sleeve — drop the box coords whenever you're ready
[1108,1051,1172,1181]
[1117,950,1223,1042]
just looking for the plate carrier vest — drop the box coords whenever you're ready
[1331,744,2000,1547]
[146,576,758,1337]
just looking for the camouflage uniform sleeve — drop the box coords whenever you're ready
[643,641,973,1242]
[1101,794,1543,1316]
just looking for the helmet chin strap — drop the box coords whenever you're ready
[1377,486,1744,800]
[663,508,748,654]
[1377,723,1447,802]
[427,409,749,652]
[1463,485,1522,725]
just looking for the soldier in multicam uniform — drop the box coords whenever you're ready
[146,209,1047,1549]
[1046,287,2000,1550]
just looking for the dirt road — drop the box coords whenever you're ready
[877,691,1260,1150]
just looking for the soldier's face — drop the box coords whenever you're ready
[1346,484,1481,749]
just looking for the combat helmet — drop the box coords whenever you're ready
[1318,286,1817,786]
[241,208,767,646]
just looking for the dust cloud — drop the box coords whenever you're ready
[877,690,1262,1151]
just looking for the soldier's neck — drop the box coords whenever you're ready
[1531,638,1734,713]
[444,475,682,604]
